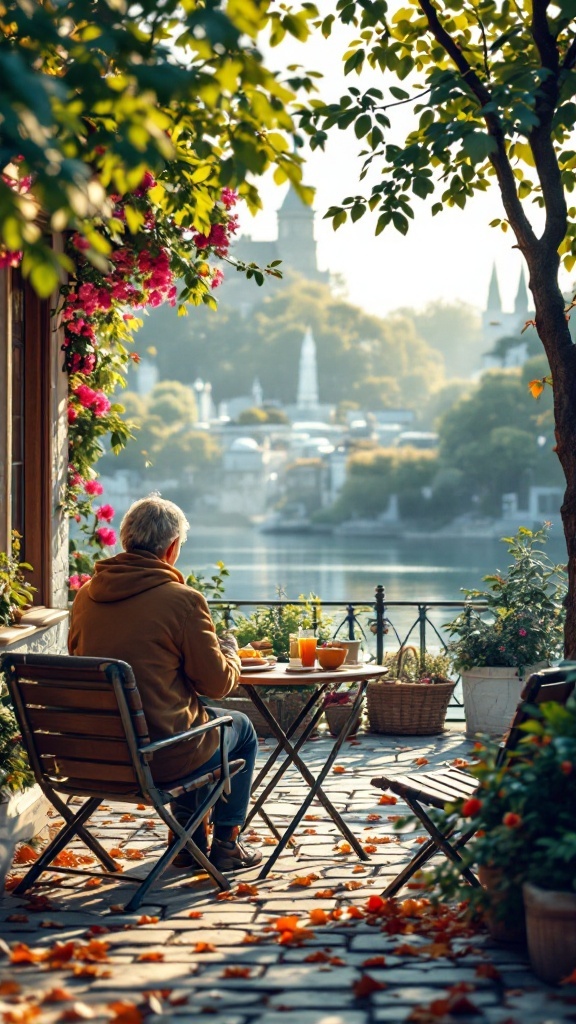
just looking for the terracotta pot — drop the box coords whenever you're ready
[523,882,576,984]
[478,864,526,944]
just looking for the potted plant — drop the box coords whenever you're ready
[0,532,35,627]
[366,646,455,735]
[429,680,576,981]
[323,686,362,737]
[444,526,566,738]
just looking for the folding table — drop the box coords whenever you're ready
[239,662,387,878]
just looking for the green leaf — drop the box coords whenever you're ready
[462,132,498,164]
[354,114,372,138]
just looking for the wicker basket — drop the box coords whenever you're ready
[209,691,315,739]
[367,646,455,735]
[324,704,362,738]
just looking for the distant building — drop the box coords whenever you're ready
[219,186,330,313]
[482,264,532,367]
[285,328,332,422]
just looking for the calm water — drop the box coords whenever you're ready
[181,525,567,610]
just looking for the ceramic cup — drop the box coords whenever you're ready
[337,639,362,664]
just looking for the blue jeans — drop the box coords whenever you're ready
[172,708,258,830]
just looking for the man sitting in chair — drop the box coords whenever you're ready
[69,494,261,872]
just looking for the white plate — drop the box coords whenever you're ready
[241,662,274,673]
[285,665,319,673]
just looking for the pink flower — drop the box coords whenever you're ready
[221,188,238,209]
[84,479,104,496]
[95,504,115,522]
[519,628,527,636]
[74,384,97,408]
[96,527,117,547]
[193,232,209,250]
[69,469,84,487]
[68,574,81,590]
[92,392,111,417]
[80,574,92,585]
[211,268,224,289]
[0,250,23,269]
[134,170,156,196]
[72,233,90,252]
[81,353,97,374]
[67,406,78,424]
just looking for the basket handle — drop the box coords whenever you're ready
[396,645,420,681]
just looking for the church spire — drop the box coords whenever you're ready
[514,266,529,316]
[487,263,502,311]
[296,327,319,412]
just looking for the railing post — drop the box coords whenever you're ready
[374,585,385,665]
[346,604,355,640]
[418,605,426,667]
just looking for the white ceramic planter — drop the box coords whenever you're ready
[524,882,576,984]
[0,784,50,891]
[461,666,526,739]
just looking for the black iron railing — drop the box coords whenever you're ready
[209,588,487,718]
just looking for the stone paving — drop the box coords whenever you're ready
[1,724,575,1024]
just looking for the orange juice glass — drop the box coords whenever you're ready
[298,630,317,667]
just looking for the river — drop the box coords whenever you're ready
[181,525,567,606]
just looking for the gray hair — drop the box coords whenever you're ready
[120,495,189,556]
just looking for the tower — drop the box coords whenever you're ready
[486,262,502,312]
[514,267,529,318]
[296,327,319,412]
[276,187,319,278]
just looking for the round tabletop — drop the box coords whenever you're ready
[239,662,388,686]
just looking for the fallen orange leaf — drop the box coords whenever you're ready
[332,766,346,774]
[120,814,137,822]
[137,952,164,962]
[84,878,102,888]
[335,842,352,854]
[364,845,378,854]
[263,837,278,846]
[289,873,319,888]
[413,757,429,766]
[303,828,317,835]
[12,845,39,865]
[124,849,144,860]
[9,943,44,964]
[352,864,367,873]
[0,981,21,995]
[107,1001,142,1024]
[353,974,387,998]
[188,911,203,919]
[42,988,73,1003]
[304,814,321,821]
[236,883,259,897]
[58,1003,95,1021]
[378,794,397,806]
[362,955,386,967]
[314,889,335,899]
[345,880,364,890]
[137,915,159,925]
[220,966,252,978]
[194,942,216,953]
[366,814,381,822]
[451,758,469,768]
[309,909,329,925]
[136,804,146,810]
[6,913,29,923]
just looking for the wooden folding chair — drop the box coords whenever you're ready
[371,666,576,897]
[1,653,246,912]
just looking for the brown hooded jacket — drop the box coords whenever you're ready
[68,551,240,782]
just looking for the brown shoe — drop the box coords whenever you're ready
[209,837,263,872]
[167,830,209,869]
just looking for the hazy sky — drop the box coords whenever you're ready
[235,21,571,319]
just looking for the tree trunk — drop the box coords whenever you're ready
[525,249,576,659]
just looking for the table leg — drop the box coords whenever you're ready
[245,688,328,830]
[257,682,370,878]
[249,685,326,795]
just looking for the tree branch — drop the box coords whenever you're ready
[529,0,566,251]
[416,0,538,253]
[562,35,576,69]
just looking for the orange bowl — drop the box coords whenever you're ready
[317,646,347,670]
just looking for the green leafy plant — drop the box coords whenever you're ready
[0,532,35,628]
[186,562,230,636]
[234,593,333,660]
[428,671,576,922]
[444,526,566,672]
[0,693,34,795]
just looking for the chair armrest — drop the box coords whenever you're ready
[140,715,233,758]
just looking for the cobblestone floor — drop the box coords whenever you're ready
[1,725,575,1024]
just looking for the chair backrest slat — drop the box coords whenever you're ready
[35,734,134,764]
[41,757,138,785]
[18,681,118,711]
[26,707,127,738]
[500,667,576,761]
